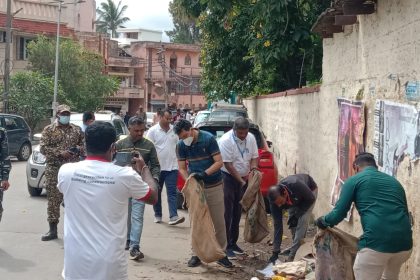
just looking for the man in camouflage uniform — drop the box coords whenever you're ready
[0,127,12,223]
[115,116,160,260]
[40,104,84,241]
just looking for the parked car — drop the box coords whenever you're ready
[26,112,128,196]
[176,120,278,209]
[0,113,32,161]
[192,110,210,127]
[208,103,248,121]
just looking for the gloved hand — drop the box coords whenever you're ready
[315,217,328,230]
[287,215,298,228]
[193,171,207,181]
[268,251,280,264]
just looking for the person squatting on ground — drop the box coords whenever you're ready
[116,116,160,260]
[58,121,158,280]
[0,127,11,223]
[268,174,318,263]
[146,109,185,225]
[315,153,412,280]
[40,104,84,241]
[174,119,233,268]
[218,117,259,260]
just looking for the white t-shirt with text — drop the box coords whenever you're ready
[58,159,150,280]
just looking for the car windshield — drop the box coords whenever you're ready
[195,112,210,123]
[208,110,247,121]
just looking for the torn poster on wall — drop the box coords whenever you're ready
[373,100,420,177]
[331,98,365,220]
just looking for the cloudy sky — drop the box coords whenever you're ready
[97,0,174,41]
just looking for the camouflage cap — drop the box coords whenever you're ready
[57,104,71,113]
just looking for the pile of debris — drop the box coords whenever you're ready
[252,228,358,280]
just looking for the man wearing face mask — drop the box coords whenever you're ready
[174,119,233,269]
[40,104,84,241]
[116,117,160,261]
[218,117,259,259]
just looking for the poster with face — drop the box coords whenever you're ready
[331,99,365,220]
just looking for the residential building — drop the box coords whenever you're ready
[113,28,162,47]
[0,0,96,75]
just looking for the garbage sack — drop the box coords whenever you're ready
[181,176,225,263]
[314,227,359,280]
[240,169,269,243]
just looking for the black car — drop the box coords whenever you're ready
[0,114,32,161]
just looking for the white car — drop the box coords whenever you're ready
[192,110,210,127]
[26,112,128,196]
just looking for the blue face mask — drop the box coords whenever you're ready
[58,115,70,125]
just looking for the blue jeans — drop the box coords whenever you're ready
[153,170,179,219]
[127,198,145,249]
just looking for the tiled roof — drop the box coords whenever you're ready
[0,13,74,37]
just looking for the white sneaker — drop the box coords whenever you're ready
[154,217,162,223]
[168,216,185,225]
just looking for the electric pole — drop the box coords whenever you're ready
[157,44,168,108]
[3,0,12,113]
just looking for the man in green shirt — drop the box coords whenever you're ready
[116,117,160,261]
[316,153,412,280]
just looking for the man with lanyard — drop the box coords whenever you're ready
[315,153,412,279]
[174,119,233,268]
[116,117,160,261]
[146,109,185,225]
[58,121,158,280]
[0,126,11,223]
[267,174,318,263]
[218,117,259,259]
[40,104,84,241]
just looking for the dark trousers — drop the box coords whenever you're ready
[222,172,244,249]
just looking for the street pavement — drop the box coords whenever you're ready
[0,160,235,280]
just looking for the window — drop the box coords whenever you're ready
[176,82,184,93]
[126,32,138,39]
[184,54,191,65]
[16,37,33,60]
[0,31,6,43]
[14,117,28,130]
[4,117,18,130]
[190,78,200,93]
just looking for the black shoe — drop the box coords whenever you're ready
[280,248,291,256]
[41,223,58,241]
[217,256,233,268]
[187,256,201,267]
[129,247,144,261]
[125,240,130,250]
[231,244,245,255]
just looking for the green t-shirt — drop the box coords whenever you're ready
[324,167,412,253]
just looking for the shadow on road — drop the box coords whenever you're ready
[0,248,36,272]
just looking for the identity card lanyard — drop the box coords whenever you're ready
[232,134,247,159]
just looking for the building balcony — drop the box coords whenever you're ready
[114,86,144,99]
[107,56,144,68]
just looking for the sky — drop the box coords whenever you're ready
[97,0,174,41]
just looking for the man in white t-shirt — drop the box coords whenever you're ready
[58,121,158,280]
[218,117,259,260]
[146,109,185,225]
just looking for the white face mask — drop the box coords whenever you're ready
[183,136,193,146]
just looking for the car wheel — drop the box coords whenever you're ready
[18,142,32,161]
[27,184,42,196]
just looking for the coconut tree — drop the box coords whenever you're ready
[96,0,130,38]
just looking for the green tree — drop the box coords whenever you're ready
[96,0,130,37]
[27,36,119,112]
[166,0,200,44]
[7,72,61,131]
[173,0,328,100]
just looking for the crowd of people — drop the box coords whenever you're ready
[0,103,413,280]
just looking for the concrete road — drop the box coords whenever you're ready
[0,161,239,280]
